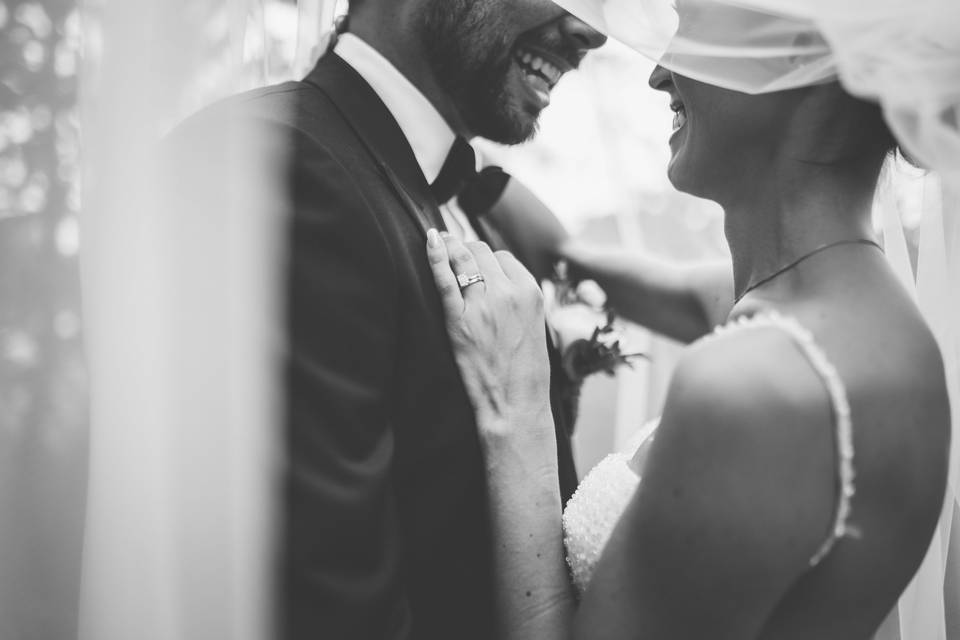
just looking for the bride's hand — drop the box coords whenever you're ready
[426,229,554,442]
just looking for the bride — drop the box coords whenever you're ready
[424,0,955,637]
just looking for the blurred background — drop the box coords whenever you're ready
[0,1,928,638]
[2,2,85,638]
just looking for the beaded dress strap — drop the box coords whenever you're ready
[708,311,860,567]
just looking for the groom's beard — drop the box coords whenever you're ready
[419,0,536,145]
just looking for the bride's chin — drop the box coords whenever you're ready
[666,148,686,188]
[666,155,700,197]
[666,164,684,192]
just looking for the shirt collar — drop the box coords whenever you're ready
[334,33,456,184]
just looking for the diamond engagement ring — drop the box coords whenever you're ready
[456,272,485,290]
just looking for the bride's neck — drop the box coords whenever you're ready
[721,160,878,303]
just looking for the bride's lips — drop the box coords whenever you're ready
[668,95,688,146]
[670,97,687,134]
[510,44,575,109]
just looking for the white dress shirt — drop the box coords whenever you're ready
[334,34,480,241]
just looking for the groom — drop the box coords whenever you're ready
[256,1,606,638]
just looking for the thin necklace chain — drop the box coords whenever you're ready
[734,238,884,305]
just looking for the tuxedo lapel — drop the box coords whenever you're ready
[303,53,578,505]
[303,54,446,235]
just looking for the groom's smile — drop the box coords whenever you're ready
[511,43,575,109]
[418,0,605,144]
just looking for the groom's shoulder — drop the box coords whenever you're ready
[177,78,346,141]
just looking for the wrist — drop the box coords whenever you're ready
[476,404,556,453]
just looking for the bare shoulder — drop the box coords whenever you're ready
[578,326,845,636]
[659,321,839,463]
[577,310,950,637]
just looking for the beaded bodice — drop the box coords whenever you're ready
[561,312,859,596]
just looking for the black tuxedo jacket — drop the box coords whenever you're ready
[170,52,579,640]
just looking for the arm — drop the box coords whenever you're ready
[483,177,572,283]
[559,241,733,343]
[423,234,839,639]
[426,233,575,640]
[484,178,733,342]
[282,131,410,639]
[573,329,838,638]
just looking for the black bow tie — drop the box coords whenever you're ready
[431,137,512,218]
[430,137,477,204]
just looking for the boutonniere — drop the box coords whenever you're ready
[543,261,647,383]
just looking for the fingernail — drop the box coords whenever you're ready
[427,228,441,248]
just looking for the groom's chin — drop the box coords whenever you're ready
[491,115,540,145]
[469,100,541,145]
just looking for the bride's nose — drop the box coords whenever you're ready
[559,12,608,52]
[648,64,672,91]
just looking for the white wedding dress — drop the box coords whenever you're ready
[562,312,859,595]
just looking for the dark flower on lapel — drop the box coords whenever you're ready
[560,310,648,381]
[544,261,648,383]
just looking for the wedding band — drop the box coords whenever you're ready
[456,272,485,290]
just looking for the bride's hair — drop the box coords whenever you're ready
[806,83,920,170]
[842,89,921,169]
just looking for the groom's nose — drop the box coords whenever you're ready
[559,12,608,53]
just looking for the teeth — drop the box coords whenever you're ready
[521,71,552,105]
[515,48,564,86]
[542,62,557,81]
[672,108,687,131]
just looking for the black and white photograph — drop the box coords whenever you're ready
[2,0,959,638]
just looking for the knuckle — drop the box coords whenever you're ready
[505,293,524,314]
[437,279,458,297]
[449,247,474,265]
[467,240,491,254]
[522,282,544,308]
[530,290,545,312]
[454,318,478,344]
[504,285,525,307]
[476,300,496,323]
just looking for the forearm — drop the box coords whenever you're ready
[484,179,571,283]
[481,411,575,640]
[559,240,728,343]
[425,234,576,638]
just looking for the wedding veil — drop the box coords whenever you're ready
[551,0,960,637]
[74,0,957,637]
[77,1,340,638]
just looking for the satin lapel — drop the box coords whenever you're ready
[380,162,446,234]
[303,54,446,236]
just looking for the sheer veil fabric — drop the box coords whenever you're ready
[78,1,337,638]
[77,0,957,637]
[552,0,960,637]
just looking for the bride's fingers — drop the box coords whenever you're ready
[426,228,465,317]
[495,250,539,290]
[465,241,509,289]
[442,234,486,299]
